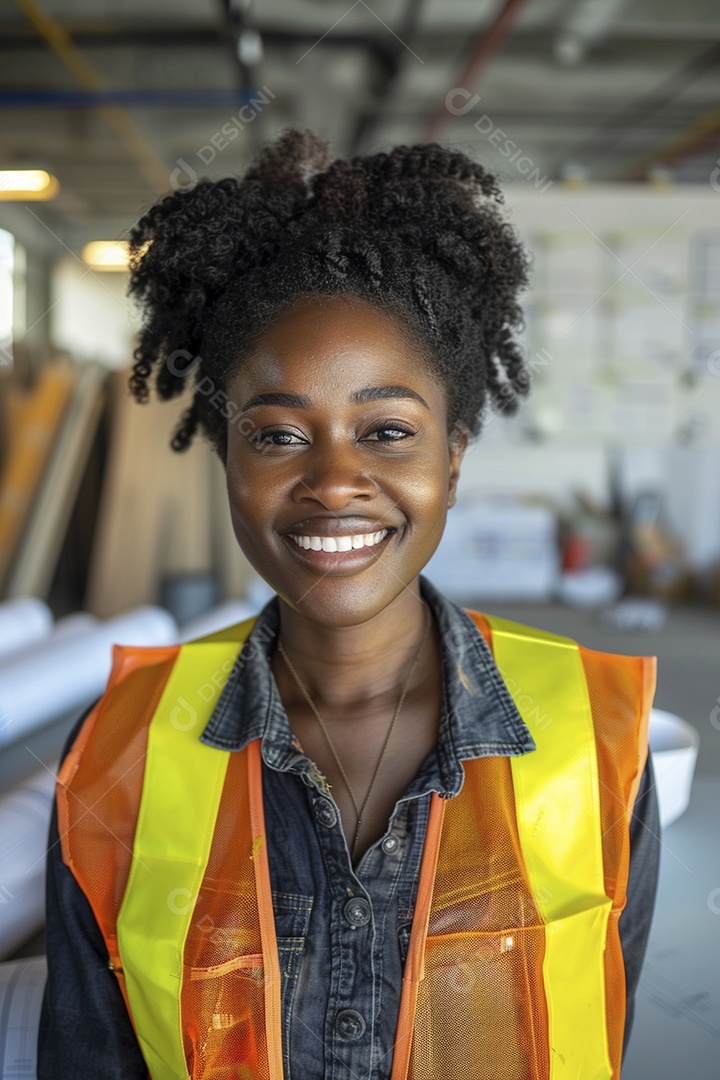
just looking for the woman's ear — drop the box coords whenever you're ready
[447,421,470,508]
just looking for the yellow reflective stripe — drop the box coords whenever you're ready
[487,615,612,1080]
[117,633,252,1080]
[545,906,611,1079]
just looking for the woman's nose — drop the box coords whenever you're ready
[291,443,378,508]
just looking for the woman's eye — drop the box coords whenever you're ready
[365,425,415,443]
[258,430,305,447]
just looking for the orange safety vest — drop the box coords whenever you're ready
[57,610,654,1080]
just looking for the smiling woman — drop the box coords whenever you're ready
[38,129,660,1080]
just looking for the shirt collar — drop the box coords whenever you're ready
[200,575,535,796]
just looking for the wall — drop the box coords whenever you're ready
[455,183,720,569]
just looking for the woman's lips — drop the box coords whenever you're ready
[281,527,396,572]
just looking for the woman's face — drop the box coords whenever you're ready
[224,294,465,628]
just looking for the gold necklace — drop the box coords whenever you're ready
[277,602,430,860]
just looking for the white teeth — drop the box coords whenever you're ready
[289,528,389,553]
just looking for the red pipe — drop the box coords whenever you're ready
[423,0,531,143]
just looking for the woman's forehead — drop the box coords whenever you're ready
[255,293,418,352]
[229,294,441,400]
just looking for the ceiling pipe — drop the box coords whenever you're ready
[422,0,531,144]
[609,102,720,180]
[0,90,264,108]
[11,0,170,194]
[547,42,720,177]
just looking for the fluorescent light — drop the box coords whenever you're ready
[0,170,59,200]
[81,240,132,271]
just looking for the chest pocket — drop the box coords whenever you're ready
[273,890,313,1078]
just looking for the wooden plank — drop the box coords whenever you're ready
[0,364,75,593]
[6,362,106,599]
[85,371,214,617]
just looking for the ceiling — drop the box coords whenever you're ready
[1,0,720,246]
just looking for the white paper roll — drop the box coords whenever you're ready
[0,606,178,748]
[0,612,100,678]
[0,768,56,959]
[0,956,47,1077]
[180,599,257,642]
[0,597,53,661]
[51,612,99,639]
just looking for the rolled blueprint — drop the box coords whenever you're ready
[0,597,53,661]
[0,606,178,748]
[0,768,56,958]
[0,956,47,1076]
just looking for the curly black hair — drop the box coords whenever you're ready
[127,128,532,460]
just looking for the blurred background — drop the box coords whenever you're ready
[0,1,719,1076]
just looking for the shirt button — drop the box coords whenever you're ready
[343,897,371,928]
[381,834,399,854]
[314,797,337,828]
[335,1009,366,1040]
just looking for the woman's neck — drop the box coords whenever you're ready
[273,582,432,713]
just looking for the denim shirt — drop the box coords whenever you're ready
[39,576,660,1079]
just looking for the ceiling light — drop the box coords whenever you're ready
[0,170,59,201]
[81,240,132,272]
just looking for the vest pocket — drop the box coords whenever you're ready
[183,954,269,1074]
[410,927,548,1080]
[182,893,312,1076]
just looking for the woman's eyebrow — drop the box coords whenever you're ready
[239,386,430,413]
[240,392,310,413]
[352,386,430,409]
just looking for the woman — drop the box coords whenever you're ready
[39,130,659,1079]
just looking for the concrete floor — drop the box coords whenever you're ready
[622,776,720,1080]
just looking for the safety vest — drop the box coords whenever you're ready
[57,610,654,1080]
